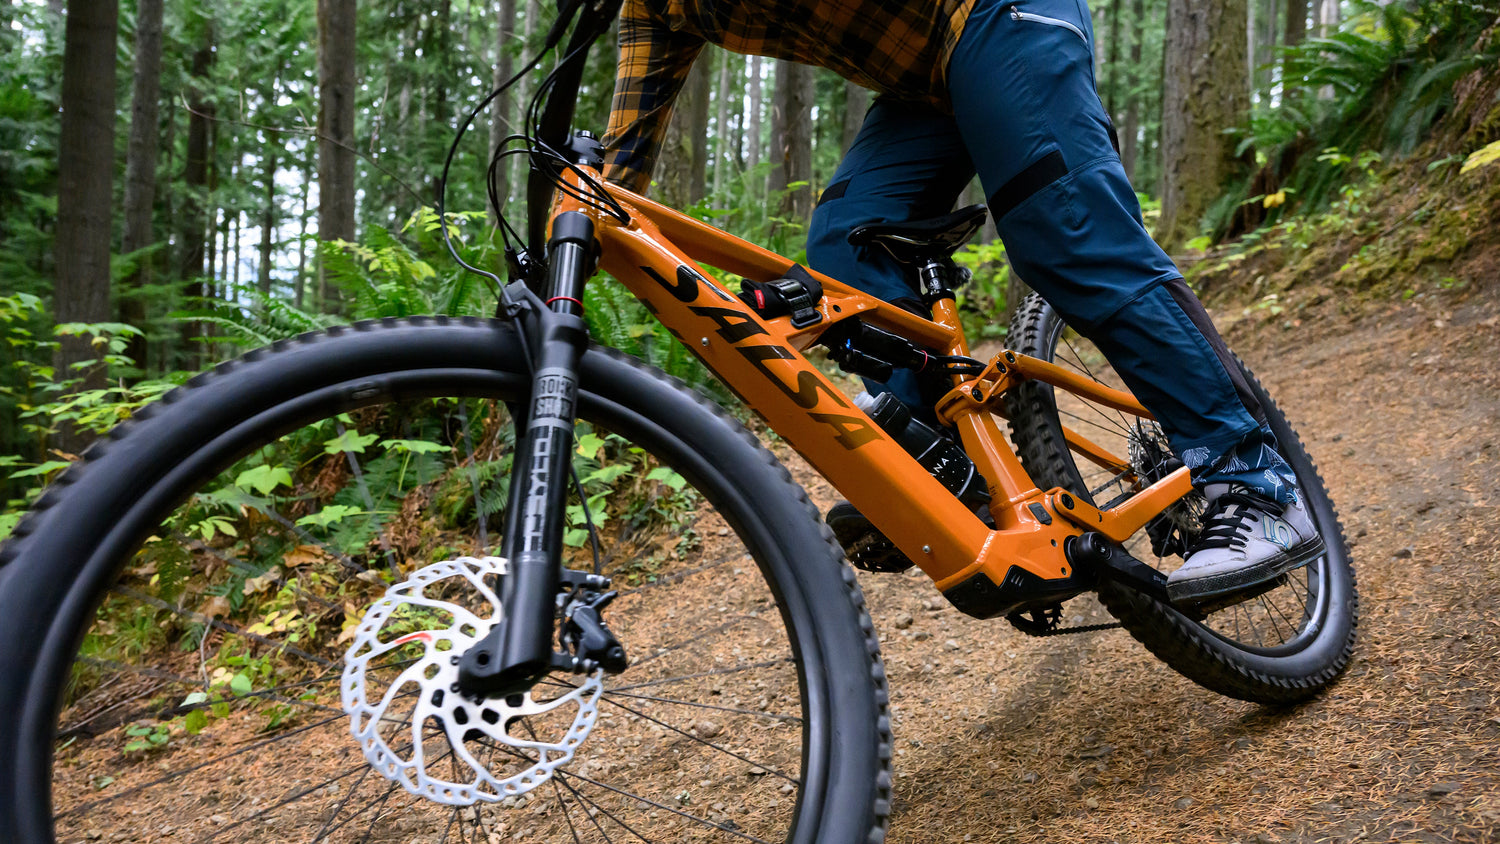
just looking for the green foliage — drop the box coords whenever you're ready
[952,240,1013,341]
[1233,0,1500,229]
[322,209,496,319]
[182,285,341,348]
[583,275,736,407]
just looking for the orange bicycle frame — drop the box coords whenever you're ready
[550,165,1191,608]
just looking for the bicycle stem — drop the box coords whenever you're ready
[458,212,598,698]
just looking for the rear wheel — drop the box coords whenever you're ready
[1005,293,1357,704]
[0,318,890,844]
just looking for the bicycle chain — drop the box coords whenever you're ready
[1006,605,1121,637]
[1023,621,1122,637]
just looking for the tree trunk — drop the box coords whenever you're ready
[841,80,869,155]
[488,0,516,224]
[1121,0,1144,180]
[747,56,763,172]
[205,115,218,291]
[767,60,813,223]
[317,0,358,310]
[232,210,241,288]
[1282,0,1307,98]
[119,0,164,373]
[1315,0,1339,99]
[177,22,213,371]
[1256,0,1277,94]
[961,179,997,242]
[657,57,711,208]
[54,0,118,441]
[713,49,733,202]
[258,149,277,297]
[295,165,311,309]
[1105,0,1122,116]
[1157,0,1248,250]
[686,54,711,204]
[1282,0,1306,49]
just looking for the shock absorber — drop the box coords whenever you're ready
[458,211,597,698]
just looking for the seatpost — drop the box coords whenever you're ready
[916,258,957,303]
[458,211,598,698]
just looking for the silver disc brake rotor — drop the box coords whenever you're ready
[341,556,603,805]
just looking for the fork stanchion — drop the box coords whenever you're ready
[457,212,599,698]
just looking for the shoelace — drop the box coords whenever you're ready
[1187,490,1284,553]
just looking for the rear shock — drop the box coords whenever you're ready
[457,211,597,697]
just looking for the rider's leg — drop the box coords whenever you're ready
[945,0,1317,600]
[807,98,975,425]
[807,101,982,564]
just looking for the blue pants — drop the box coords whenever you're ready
[806,0,1297,502]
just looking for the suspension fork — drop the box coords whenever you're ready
[457,211,598,697]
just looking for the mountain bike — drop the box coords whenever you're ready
[0,1,1356,841]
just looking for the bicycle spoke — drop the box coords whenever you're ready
[1257,593,1288,642]
[629,615,768,669]
[54,710,348,820]
[1057,407,1134,441]
[560,770,774,844]
[310,764,375,843]
[608,658,793,693]
[551,762,591,844]
[601,690,801,723]
[554,773,652,844]
[1059,336,1136,434]
[615,549,748,596]
[352,773,408,844]
[598,695,796,783]
[1264,586,1304,639]
[457,402,490,554]
[186,755,397,844]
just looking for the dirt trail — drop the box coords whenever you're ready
[785,283,1500,844]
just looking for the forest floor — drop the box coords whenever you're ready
[776,276,1500,844]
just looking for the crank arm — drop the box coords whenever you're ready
[1065,532,1170,603]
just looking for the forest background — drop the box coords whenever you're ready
[2,0,1500,533]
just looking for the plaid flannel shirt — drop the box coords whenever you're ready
[602,0,977,193]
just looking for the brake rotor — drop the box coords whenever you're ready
[341,556,603,805]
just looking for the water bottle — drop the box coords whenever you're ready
[855,392,991,509]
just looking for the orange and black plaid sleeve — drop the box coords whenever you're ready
[602,0,707,193]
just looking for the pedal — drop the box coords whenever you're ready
[826,503,914,573]
[1172,573,1288,619]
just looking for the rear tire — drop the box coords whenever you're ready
[1005,293,1358,704]
[0,317,891,843]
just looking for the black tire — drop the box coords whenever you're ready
[1004,294,1357,704]
[0,317,891,844]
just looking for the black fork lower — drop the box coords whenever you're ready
[457,211,597,698]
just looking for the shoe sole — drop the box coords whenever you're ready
[1166,536,1328,609]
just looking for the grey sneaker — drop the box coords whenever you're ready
[1167,483,1325,606]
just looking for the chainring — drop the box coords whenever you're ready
[341,556,603,806]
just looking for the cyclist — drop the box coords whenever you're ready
[599,0,1323,606]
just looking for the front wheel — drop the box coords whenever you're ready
[1004,293,1357,704]
[0,317,891,844]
